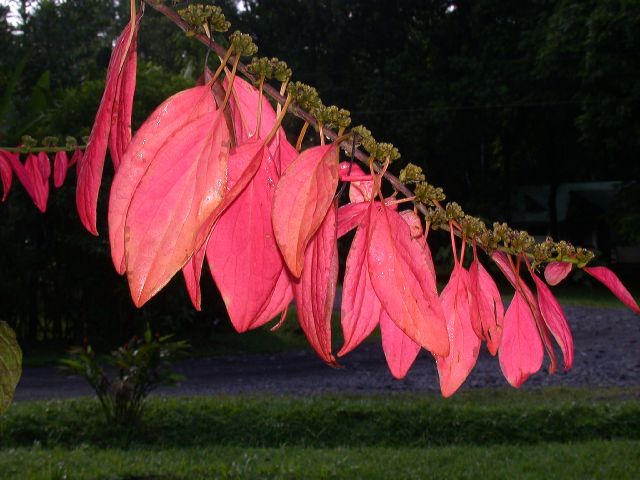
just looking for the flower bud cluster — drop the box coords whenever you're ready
[247,57,291,83]
[65,136,78,148]
[178,4,230,36]
[399,163,425,184]
[287,82,322,112]
[459,215,487,239]
[42,136,59,147]
[21,135,37,148]
[348,125,400,162]
[314,105,351,129]
[229,31,258,56]
[414,182,445,206]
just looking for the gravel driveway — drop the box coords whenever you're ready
[13,305,640,401]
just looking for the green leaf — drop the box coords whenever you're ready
[0,321,22,416]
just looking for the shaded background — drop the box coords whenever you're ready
[0,0,638,351]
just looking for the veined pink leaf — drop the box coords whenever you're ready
[367,204,449,356]
[272,144,339,277]
[53,151,69,188]
[109,86,217,275]
[182,242,206,311]
[380,310,421,379]
[124,106,230,307]
[36,152,51,179]
[252,267,294,330]
[436,265,481,397]
[585,266,640,315]
[109,22,139,171]
[491,252,558,374]
[275,129,297,175]
[468,257,504,355]
[206,142,285,332]
[25,153,49,212]
[68,149,82,168]
[292,203,339,365]
[499,291,543,388]
[76,15,140,235]
[339,208,382,356]
[337,201,370,238]
[0,151,12,201]
[3,152,36,203]
[544,262,572,286]
[532,274,573,370]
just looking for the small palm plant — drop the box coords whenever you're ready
[60,326,189,425]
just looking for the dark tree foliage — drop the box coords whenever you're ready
[0,0,638,348]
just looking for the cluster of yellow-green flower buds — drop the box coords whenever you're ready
[21,135,37,148]
[287,81,322,112]
[178,4,230,36]
[459,215,488,239]
[414,181,445,206]
[247,57,292,83]
[399,163,426,184]
[349,125,400,162]
[65,136,78,149]
[314,105,351,130]
[42,136,59,147]
[229,31,258,57]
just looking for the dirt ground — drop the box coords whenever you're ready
[13,305,640,401]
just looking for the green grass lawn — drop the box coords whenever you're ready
[1,388,639,479]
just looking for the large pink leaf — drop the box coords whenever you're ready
[0,151,12,201]
[292,203,339,365]
[76,16,140,235]
[380,310,421,379]
[337,201,370,238]
[339,208,382,356]
[272,144,339,277]
[124,106,230,307]
[206,142,286,332]
[544,262,572,286]
[585,266,640,315]
[25,153,49,212]
[53,151,69,188]
[499,291,543,387]
[436,265,481,397]
[468,257,504,355]
[399,210,423,238]
[108,22,139,171]
[367,204,449,356]
[532,274,574,370]
[109,86,217,275]
[3,152,36,204]
[491,252,558,373]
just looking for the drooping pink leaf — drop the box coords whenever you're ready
[76,15,140,235]
[53,151,69,188]
[585,266,640,315]
[182,243,206,311]
[108,22,139,171]
[272,144,339,277]
[367,203,449,356]
[292,203,339,365]
[436,265,481,397]
[337,201,370,238]
[491,251,559,374]
[3,152,36,203]
[25,153,49,212]
[498,291,543,388]
[380,310,421,379]
[544,262,572,286]
[468,256,504,355]
[68,149,82,168]
[252,267,294,330]
[36,152,51,180]
[206,143,286,332]
[0,151,12,201]
[339,208,382,356]
[124,103,230,307]
[109,86,217,275]
[532,274,573,370]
